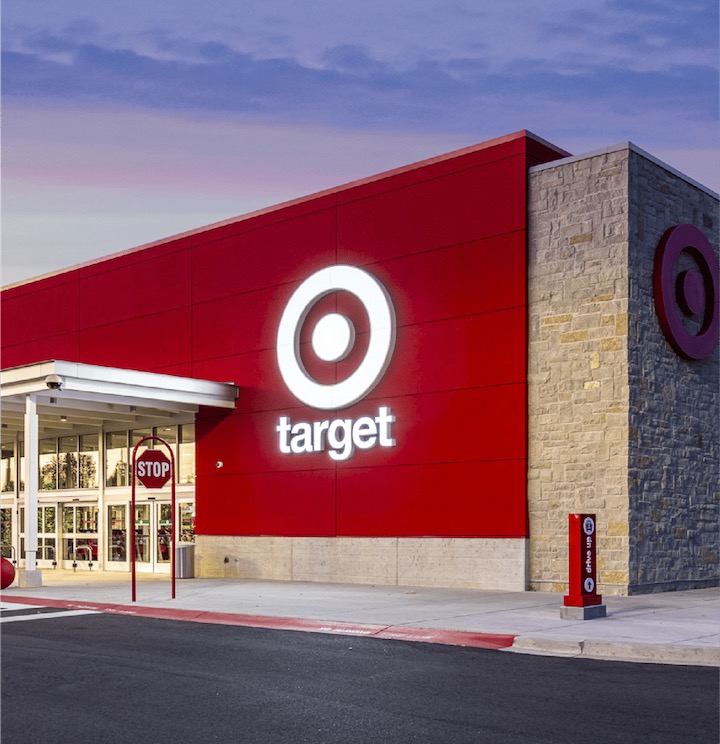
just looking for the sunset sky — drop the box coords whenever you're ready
[3,0,718,285]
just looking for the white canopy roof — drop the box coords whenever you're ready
[1,360,239,438]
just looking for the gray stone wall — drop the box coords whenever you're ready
[627,150,719,593]
[527,148,632,594]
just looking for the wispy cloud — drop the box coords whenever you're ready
[3,26,716,138]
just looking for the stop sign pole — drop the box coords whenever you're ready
[131,435,176,602]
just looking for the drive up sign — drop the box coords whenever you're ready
[135,449,172,489]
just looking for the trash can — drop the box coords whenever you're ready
[175,542,195,579]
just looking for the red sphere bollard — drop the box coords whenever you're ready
[1,557,16,589]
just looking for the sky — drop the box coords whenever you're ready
[2,0,718,286]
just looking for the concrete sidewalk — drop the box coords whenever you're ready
[2,572,718,666]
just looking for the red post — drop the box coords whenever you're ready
[169,446,176,601]
[130,436,175,602]
[564,513,603,608]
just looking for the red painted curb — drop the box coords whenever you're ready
[1,594,515,650]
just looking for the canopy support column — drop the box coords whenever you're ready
[20,393,42,586]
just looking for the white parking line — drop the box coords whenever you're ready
[1,609,99,624]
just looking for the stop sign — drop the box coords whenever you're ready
[135,449,172,488]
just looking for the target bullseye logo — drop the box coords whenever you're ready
[276,265,396,409]
[275,265,397,461]
[654,224,719,360]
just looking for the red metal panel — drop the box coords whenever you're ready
[77,237,192,278]
[78,307,192,370]
[189,193,338,247]
[196,409,335,476]
[336,157,526,265]
[0,333,80,369]
[334,134,528,205]
[338,385,527,468]
[196,471,336,536]
[192,285,286,361]
[344,308,526,400]
[339,233,526,327]
[191,208,337,304]
[1,277,79,348]
[337,460,527,537]
[78,248,191,329]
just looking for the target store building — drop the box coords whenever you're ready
[2,131,718,595]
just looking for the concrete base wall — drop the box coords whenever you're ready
[195,536,528,591]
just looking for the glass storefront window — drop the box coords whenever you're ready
[156,425,177,445]
[108,505,127,561]
[1,508,12,559]
[58,436,78,490]
[39,439,58,490]
[18,440,25,492]
[131,428,153,450]
[180,502,195,542]
[106,432,128,487]
[38,506,56,533]
[1,442,15,492]
[130,429,153,481]
[179,423,195,484]
[79,434,99,489]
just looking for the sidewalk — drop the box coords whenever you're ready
[2,571,718,666]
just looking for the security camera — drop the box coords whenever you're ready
[45,374,64,390]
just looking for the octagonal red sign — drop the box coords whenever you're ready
[136,449,172,489]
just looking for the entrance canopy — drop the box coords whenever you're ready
[1,360,238,438]
[1,361,238,576]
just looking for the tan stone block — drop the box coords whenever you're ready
[570,233,593,245]
[560,330,589,343]
[542,314,573,325]
[601,337,623,351]
[615,312,629,336]
[607,522,630,537]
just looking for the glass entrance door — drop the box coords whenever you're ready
[61,505,99,569]
[19,506,58,568]
[134,502,173,574]
[106,501,177,573]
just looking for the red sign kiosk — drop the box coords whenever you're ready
[562,513,607,620]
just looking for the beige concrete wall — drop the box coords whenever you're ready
[527,148,632,595]
[195,536,528,590]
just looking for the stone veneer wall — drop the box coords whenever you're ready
[527,147,632,594]
[528,144,719,595]
[195,536,528,590]
[627,150,719,593]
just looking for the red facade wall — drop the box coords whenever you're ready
[1,131,567,539]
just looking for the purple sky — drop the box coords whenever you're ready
[3,0,718,285]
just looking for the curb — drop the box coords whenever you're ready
[1,594,515,651]
[510,636,720,667]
